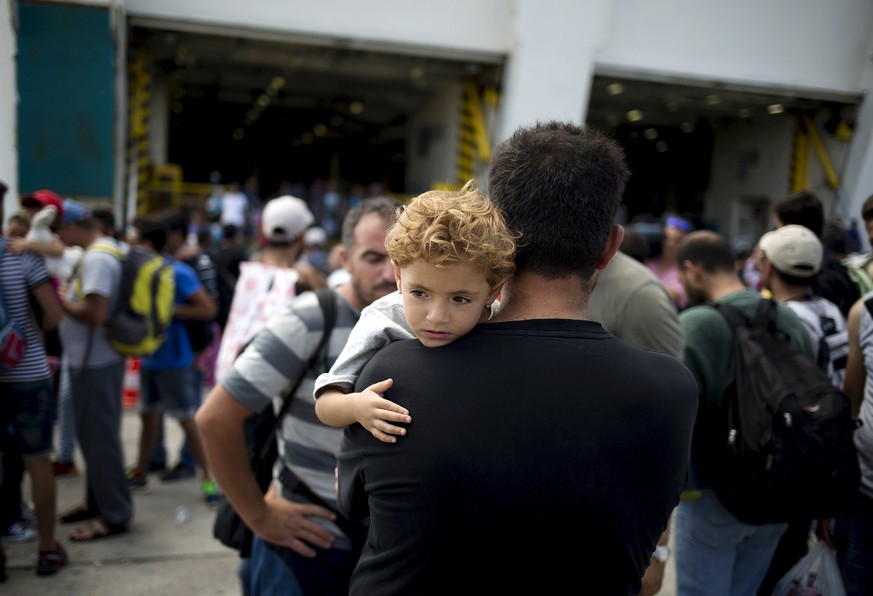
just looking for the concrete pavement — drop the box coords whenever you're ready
[4,404,679,595]
[3,407,239,595]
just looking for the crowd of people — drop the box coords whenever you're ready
[1,121,872,595]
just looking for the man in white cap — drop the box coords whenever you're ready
[755,223,849,596]
[254,196,326,290]
[214,195,325,386]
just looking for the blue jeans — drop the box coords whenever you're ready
[249,534,357,596]
[249,535,303,596]
[834,491,873,595]
[237,556,252,596]
[674,490,788,596]
[140,366,201,419]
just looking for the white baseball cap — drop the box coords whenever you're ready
[758,224,823,278]
[261,196,314,243]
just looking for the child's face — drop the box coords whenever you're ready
[396,259,503,348]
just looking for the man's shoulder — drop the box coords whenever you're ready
[84,241,123,267]
[598,251,659,288]
[287,288,351,327]
[679,302,720,325]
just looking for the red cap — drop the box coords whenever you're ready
[21,189,64,221]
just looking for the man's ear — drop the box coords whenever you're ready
[679,259,698,282]
[595,224,625,271]
[336,245,350,270]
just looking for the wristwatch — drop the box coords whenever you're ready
[652,544,672,564]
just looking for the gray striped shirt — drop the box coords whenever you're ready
[221,289,361,547]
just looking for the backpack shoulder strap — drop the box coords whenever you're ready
[86,240,125,260]
[314,287,338,338]
[711,300,750,331]
[750,296,778,327]
[74,243,120,306]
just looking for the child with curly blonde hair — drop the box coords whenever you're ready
[313,181,517,442]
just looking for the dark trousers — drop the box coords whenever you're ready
[835,492,873,595]
[757,518,811,595]
[0,444,24,529]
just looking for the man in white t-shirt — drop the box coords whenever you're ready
[56,200,132,543]
[219,182,249,231]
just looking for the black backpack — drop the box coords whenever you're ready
[183,253,218,353]
[707,298,860,524]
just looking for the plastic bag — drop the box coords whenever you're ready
[771,540,847,596]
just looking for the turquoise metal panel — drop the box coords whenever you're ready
[18,2,116,198]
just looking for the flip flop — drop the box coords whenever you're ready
[69,519,128,542]
[59,504,99,524]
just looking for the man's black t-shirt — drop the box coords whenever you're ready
[337,318,698,595]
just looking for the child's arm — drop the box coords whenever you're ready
[313,292,415,442]
[8,234,65,258]
[315,379,411,443]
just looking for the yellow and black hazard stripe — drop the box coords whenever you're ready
[790,113,841,192]
[127,48,151,213]
[455,77,495,186]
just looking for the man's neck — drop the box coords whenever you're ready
[769,279,813,302]
[255,244,301,268]
[490,271,591,322]
[83,231,108,249]
[707,274,749,302]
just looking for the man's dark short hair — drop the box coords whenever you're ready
[92,208,116,237]
[676,230,737,274]
[487,121,630,279]
[773,190,824,238]
[136,215,168,254]
[341,196,398,250]
[164,212,189,236]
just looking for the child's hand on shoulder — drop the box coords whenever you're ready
[7,236,28,255]
[354,378,412,444]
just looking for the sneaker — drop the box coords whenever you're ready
[202,479,221,506]
[161,463,196,482]
[36,541,68,576]
[125,468,148,489]
[53,461,78,476]
[1,522,37,543]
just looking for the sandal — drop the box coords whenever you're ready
[59,504,98,524]
[69,518,128,542]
